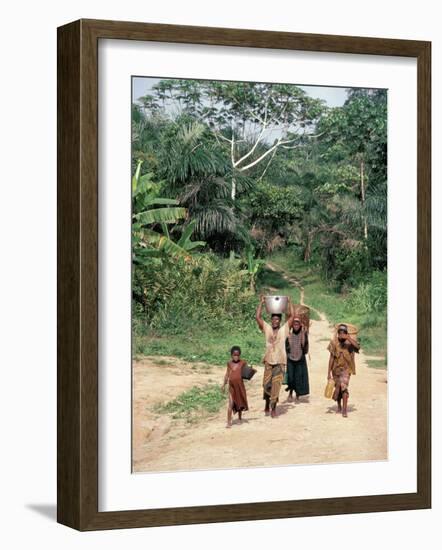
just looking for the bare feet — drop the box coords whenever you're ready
[336,407,342,414]
[287,396,293,403]
[342,410,348,418]
[264,409,270,416]
[271,408,278,418]
[226,421,232,428]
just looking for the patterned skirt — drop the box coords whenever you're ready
[332,366,351,400]
[263,362,284,406]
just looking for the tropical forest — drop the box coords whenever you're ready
[131,79,388,367]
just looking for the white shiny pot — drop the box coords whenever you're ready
[264,295,288,314]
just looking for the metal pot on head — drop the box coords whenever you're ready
[264,295,288,315]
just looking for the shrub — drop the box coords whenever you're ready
[133,252,256,332]
[320,244,368,290]
[347,270,387,314]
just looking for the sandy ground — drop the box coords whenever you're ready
[132,310,387,473]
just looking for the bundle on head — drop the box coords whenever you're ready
[293,304,311,333]
[334,322,358,336]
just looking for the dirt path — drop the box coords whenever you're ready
[266,261,306,306]
[133,299,387,473]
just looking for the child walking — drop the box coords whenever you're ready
[222,346,249,428]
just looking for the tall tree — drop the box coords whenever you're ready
[154,116,254,252]
[140,79,325,199]
[317,89,387,248]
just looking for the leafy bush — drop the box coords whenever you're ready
[249,182,303,224]
[347,270,387,313]
[133,252,256,333]
[320,243,368,290]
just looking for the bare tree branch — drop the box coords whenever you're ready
[257,146,278,183]
[233,123,268,168]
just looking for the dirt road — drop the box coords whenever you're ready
[132,310,387,473]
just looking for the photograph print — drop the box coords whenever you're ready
[131,76,388,473]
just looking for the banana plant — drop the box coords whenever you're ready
[132,161,204,265]
[245,245,265,291]
[177,220,206,252]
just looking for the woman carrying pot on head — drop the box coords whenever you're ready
[285,317,310,403]
[256,295,295,418]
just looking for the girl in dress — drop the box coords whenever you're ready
[222,346,249,428]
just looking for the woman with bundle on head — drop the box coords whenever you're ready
[285,316,310,402]
[327,323,360,418]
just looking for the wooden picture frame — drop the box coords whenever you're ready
[57,18,431,531]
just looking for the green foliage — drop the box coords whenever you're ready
[245,182,304,254]
[133,83,387,285]
[245,245,265,290]
[135,324,264,367]
[257,266,289,290]
[153,116,253,249]
[155,384,227,422]
[159,119,228,186]
[347,271,387,313]
[133,252,256,330]
[132,160,205,265]
[320,164,360,194]
[176,220,206,251]
[249,182,303,224]
[132,82,388,361]
[319,90,387,159]
[321,244,368,289]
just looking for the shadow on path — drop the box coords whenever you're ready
[325,404,357,415]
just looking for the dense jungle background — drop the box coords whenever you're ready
[132,79,387,366]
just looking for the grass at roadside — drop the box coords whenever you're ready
[154,384,227,423]
[134,269,299,366]
[134,322,265,366]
